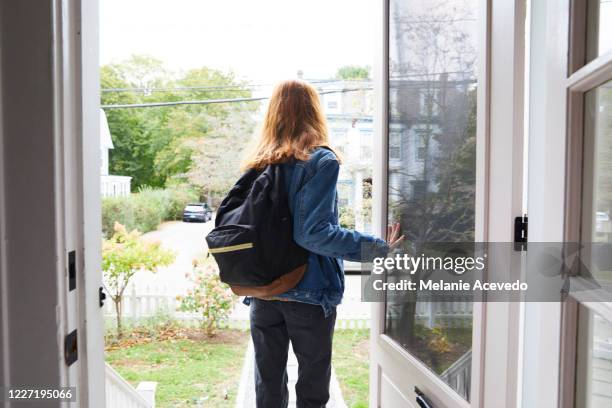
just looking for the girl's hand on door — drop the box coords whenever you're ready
[386,222,405,248]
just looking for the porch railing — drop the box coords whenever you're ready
[105,362,155,408]
[440,350,472,401]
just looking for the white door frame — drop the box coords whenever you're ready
[78,0,106,405]
[523,0,612,407]
[0,1,105,406]
[520,1,570,406]
[370,0,527,406]
[523,0,612,406]
[55,0,106,404]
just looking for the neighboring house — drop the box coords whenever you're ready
[100,109,131,197]
[318,79,374,232]
[387,75,474,207]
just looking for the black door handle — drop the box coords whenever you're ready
[415,387,433,408]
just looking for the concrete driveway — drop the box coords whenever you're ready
[130,220,213,295]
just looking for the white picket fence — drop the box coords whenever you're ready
[103,284,195,321]
[103,284,373,329]
[103,283,473,329]
[414,297,473,328]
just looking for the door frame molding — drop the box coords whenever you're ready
[78,0,106,405]
[558,1,612,406]
[0,1,104,405]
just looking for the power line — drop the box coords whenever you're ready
[101,87,372,109]
[101,79,371,94]
[101,95,269,109]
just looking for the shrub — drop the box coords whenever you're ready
[165,187,200,220]
[178,259,236,337]
[102,196,135,237]
[131,188,165,233]
[102,222,175,338]
[102,186,200,237]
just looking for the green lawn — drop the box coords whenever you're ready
[333,329,370,408]
[106,326,371,408]
[106,329,249,407]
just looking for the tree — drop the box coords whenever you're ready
[102,222,175,338]
[100,57,259,193]
[101,56,175,188]
[184,104,258,203]
[336,65,371,80]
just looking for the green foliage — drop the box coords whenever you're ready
[131,188,166,233]
[103,223,175,337]
[101,187,199,237]
[163,187,202,220]
[339,206,356,229]
[101,55,258,193]
[336,65,371,80]
[102,196,135,237]
[178,259,237,337]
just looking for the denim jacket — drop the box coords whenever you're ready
[243,148,389,316]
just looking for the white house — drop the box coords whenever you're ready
[100,109,131,197]
[319,79,374,232]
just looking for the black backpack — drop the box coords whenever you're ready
[205,164,309,296]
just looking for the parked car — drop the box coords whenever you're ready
[183,203,213,222]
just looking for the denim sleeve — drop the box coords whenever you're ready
[293,157,389,262]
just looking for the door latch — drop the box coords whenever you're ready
[415,387,433,408]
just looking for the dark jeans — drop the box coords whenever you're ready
[249,298,337,408]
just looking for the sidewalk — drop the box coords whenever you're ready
[235,341,347,408]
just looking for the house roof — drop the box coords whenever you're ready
[100,109,114,149]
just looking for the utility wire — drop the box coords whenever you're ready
[101,79,370,94]
[101,87,372,109]
[102,95,269,109]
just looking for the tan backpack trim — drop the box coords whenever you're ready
[229,264,307,297]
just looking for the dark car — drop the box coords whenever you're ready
[182,203,213,222]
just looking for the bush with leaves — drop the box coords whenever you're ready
[103,222,175,338]
[102,187,199,237]
[102,196,135,236]
[178,259,236,337]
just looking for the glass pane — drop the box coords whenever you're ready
[576,79,612,408]
[575,305,612,408]
[386,0,478,401]
[586,0,612,63]
[583,80,612,283]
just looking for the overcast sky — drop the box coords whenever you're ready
[100,0,376,83]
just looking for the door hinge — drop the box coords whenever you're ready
[514,214,528,251]
[64,329,78,366]
[99,286,107,308]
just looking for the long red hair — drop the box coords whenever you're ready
[242,79,341,170]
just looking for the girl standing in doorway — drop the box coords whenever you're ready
[242,80,404,408]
